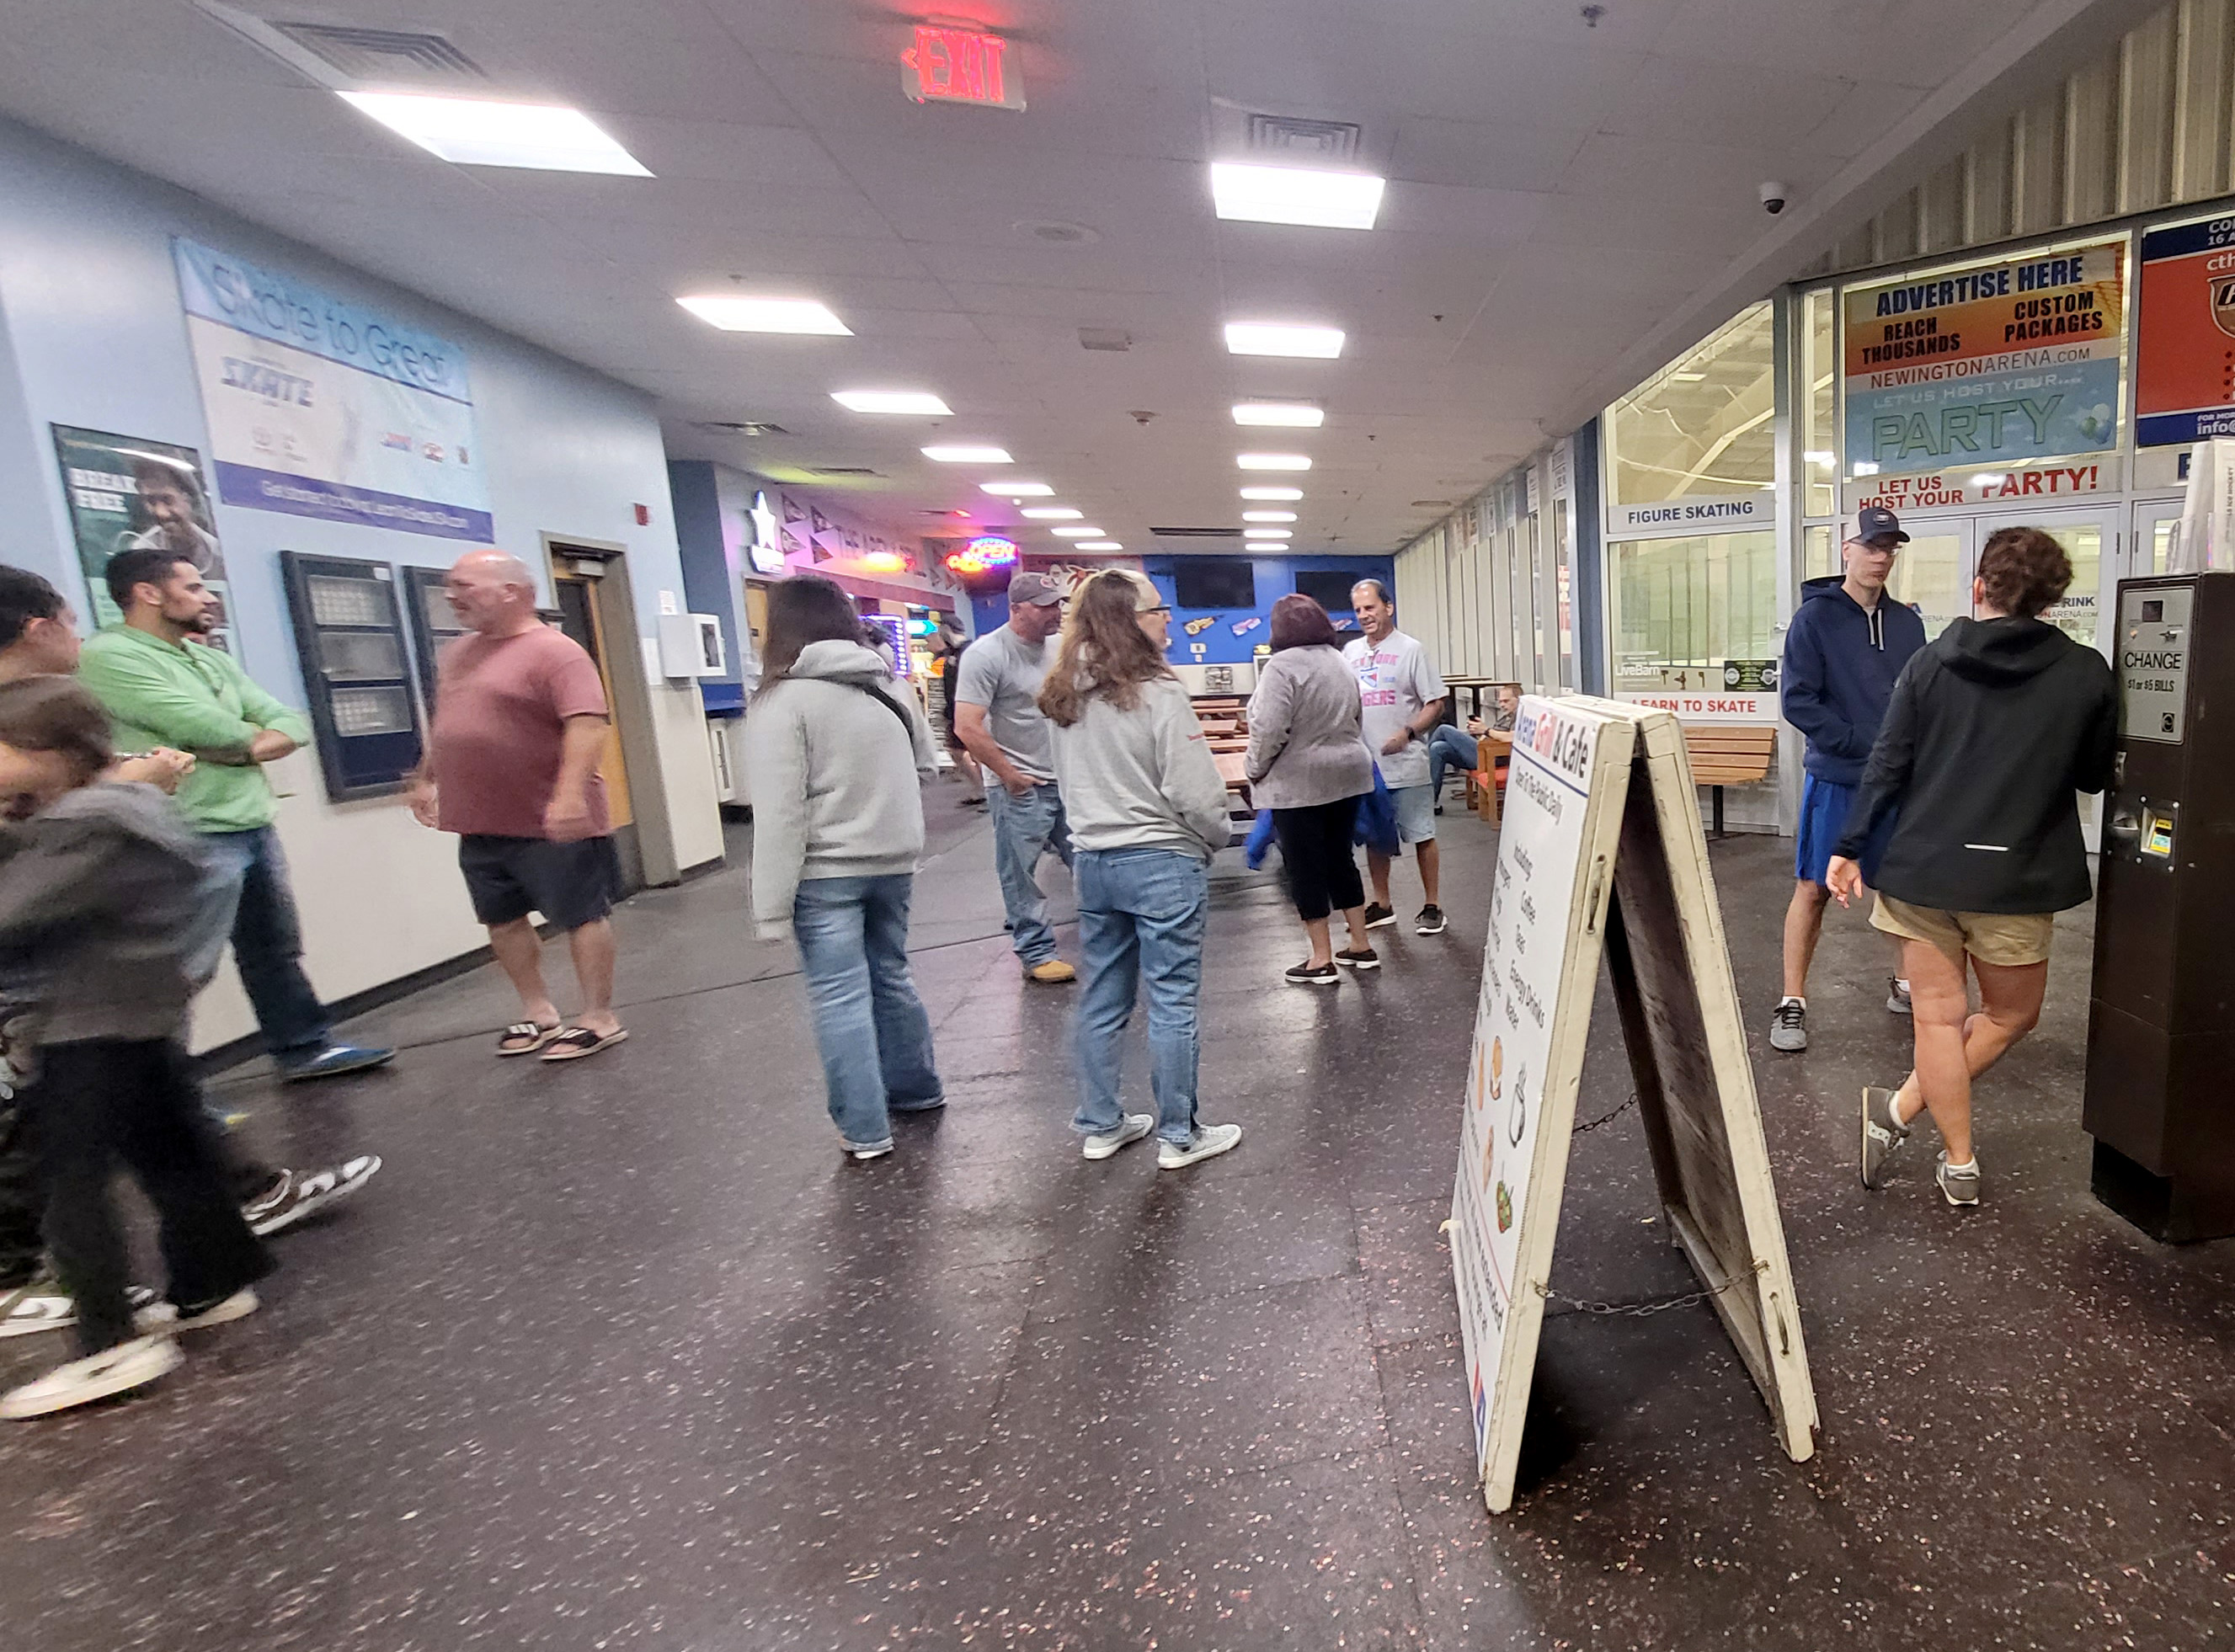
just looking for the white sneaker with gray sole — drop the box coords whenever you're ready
[1083,1113,1154,1161]
[135,1288,260,1335]
[1158,1122,1242,1170]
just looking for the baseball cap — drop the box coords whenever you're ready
[1854,506,1909,545]
[1007,571,1063,606]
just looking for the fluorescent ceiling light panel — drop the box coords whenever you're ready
[980,480,1053,496]
[1244,527,1293,539]
[1240,486,1304,501]
[1021,507,1084,520]
[923,445,1013,464]
[676,295,850,334]
[1224,322,1344,359]
[1242,510,1298,522]
[1075,541,1122,552]
[338,93,652,175]
[1211,161,1385,230]
[831,389,952,415]
[1233,401,1326,427]
[1237,453,1312,471]
[1050,525,1104,538]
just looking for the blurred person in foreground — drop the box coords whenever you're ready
[744,575,943,1162]
[1833,526,2117,1209]
[0,677,271,1419]
[1245,594,1377,985]
[1040,570,1240,1170]
[0,567,376,1342]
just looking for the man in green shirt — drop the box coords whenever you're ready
[78,549,392,1082]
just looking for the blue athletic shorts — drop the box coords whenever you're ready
[1794,772,1893,888]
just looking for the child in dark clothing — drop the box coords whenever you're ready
[0,676,269,1420]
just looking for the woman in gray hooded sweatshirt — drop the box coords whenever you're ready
[1040,570,1241,1171]
[744,576,942,1161]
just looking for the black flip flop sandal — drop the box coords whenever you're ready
[496,1021,562,1057]
[538,1026,629,1063]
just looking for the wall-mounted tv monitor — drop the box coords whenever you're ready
[1173,558,1256,610]
[1294,569,1371,613]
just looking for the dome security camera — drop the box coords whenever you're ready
[1759,181,1788,215]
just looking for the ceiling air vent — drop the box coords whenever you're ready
[805,466,880,477]
[1246,114,1363,162]
[1150,526,1245,539]
[701,421,788,437]
[1078,328,1132,352]
[270,22,484,80]
[197,3,487,89]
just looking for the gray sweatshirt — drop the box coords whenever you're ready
[1047,674,1231,861]
[743,641,937,941]
[0,781,210,1044]
[1243,644,1374,810]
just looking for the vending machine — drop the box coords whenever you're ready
[2084,572,2235,1239]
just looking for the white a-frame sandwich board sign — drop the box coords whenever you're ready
[1449,695,1817,1513]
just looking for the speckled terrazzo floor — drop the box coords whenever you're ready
[3,785,2231,1650]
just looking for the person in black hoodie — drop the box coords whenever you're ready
[1773,507,1927,1052]
[1829,526,2117,1209]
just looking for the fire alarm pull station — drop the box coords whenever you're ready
[2084,572,2235,1239]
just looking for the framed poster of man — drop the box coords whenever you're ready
[51,425,237,655]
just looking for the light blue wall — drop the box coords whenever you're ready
[0,117,689,709]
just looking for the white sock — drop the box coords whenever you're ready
[1943,1157,1977,1174]
[1896,978,1910,992]
[1779,995,1805,1008]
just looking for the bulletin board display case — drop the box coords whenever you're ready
[400,563,467,716]
[278,552,424,801]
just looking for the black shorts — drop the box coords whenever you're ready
[459,834,618,932]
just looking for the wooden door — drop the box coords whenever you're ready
[552,569,644,894]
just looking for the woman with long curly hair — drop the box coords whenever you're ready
[1038,570,1241,1170]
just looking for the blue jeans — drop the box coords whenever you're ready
[986,781,1072,966]
[186,827,332,1060]
[1072,848,1208,1144]
[792,874,943,1150]
[1427,726,1480,803]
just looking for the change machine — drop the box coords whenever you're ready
[2084,571,2235,1240]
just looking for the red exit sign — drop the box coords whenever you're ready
[901,25,1026,111]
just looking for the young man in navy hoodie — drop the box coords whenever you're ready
[1772,507,1926,1052]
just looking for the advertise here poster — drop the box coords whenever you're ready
[1843,241,2125,481]
[2137,213,2235,448]
[172,238,493,543]
[51,425,237,656]
[1450,698,1605,1473]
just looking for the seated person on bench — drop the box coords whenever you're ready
[1429,683,1519,813]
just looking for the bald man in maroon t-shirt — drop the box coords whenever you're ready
[408,551,627,1062]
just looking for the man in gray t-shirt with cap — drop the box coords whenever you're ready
[954,572,1076,983]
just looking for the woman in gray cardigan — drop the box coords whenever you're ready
[1246,595,1377,985]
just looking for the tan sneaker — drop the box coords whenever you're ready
[1027,960,1077,984]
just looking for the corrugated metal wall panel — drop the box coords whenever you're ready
[1822,0,2235,278]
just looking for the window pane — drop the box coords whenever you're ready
[1803,290,1837,519]
[1608,531,1778,687]
[1606,303,1777,507]
[1804,524,1836,579]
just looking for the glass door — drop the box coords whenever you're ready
[1884,519,1976,639]
[1971,506,2120,658]
[2131,499,2182,587]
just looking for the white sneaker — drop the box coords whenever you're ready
[1083,1113,1154,1160]
[0,1334,181,1420]
[1159,1122,1243,1170]
[135,1288,259,1335]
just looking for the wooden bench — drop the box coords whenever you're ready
[1683,725,1776,839]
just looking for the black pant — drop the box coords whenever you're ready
[33,1039,270,1356]
[0,1086,276,1291]
[1272,797,1368,923]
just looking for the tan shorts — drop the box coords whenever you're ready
[1870,894,2054,969]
